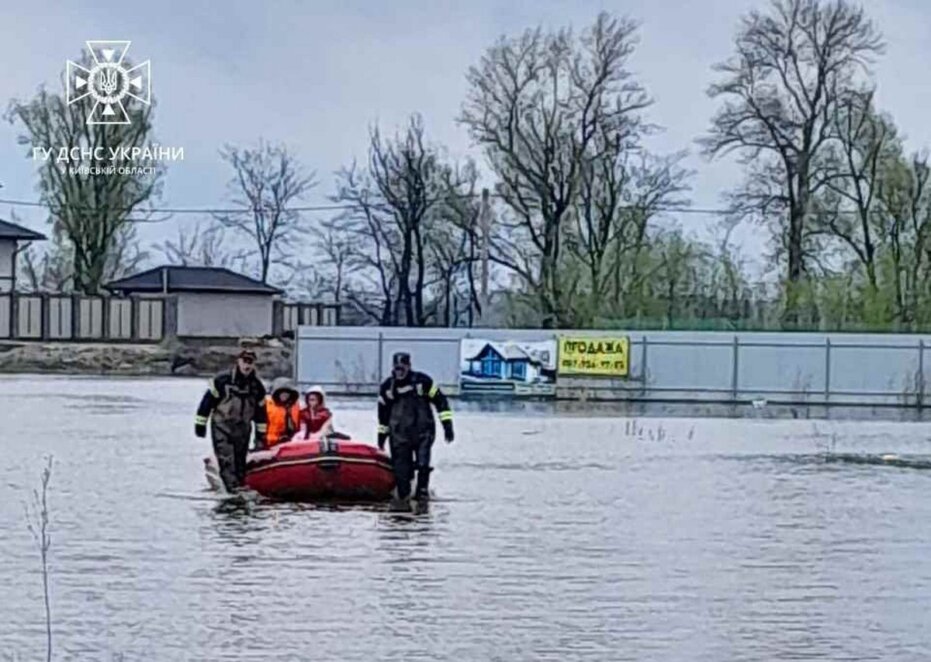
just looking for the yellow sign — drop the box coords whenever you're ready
[558,336,630,377]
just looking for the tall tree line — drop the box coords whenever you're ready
[12,1,931,332]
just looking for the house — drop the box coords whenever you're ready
[106,265,282,338]
[462,341,546,383]
[0,219,46,294]
[0,218,46,338]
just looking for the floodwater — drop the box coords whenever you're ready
[2,375,931,661]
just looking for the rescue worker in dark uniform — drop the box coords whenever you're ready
[195,349,268,492]
[377,352,454,502]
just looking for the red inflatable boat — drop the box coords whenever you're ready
[244,437,395,501]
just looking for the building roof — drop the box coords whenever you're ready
[0,219,46,241]
[500,344,533,361]
[105,265,282,295]
[466,341,539,364]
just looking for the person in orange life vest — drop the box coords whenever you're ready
[300,385,333,438]
[262,377,301,448]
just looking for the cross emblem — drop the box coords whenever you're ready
[66,41,151,126]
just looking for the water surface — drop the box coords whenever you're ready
[2,375,930,661]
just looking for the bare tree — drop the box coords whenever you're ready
[707,224,752,321]
[105,223,149,282]
[284,263,329,301]
[216,140,316,284]
[7,52,163,294]
[573,146,691,325]
[331,115,470,326]
[461,12,651,327]
[330,163,401,325]
[814,91,899,291]
[430,163,483,326]
[876,152,931,326]
[656,230,704,327]
[314,218,361,305]
[701,0,884,323]
[369,115,440,325]
[154,221,244,269]
[9,208,68,292]
[19,221,148,292]
[427,213,471,327]
[19,245,70,292]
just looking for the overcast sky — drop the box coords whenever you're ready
[2,0,930,268]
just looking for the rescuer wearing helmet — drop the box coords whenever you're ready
[377,352,454,503]
[195,349,268,492]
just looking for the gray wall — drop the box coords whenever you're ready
[0,292,329,343]
[177,292,273,337]
[0,295,9,338]
[296,327,931,407]
[109,299,133,339]
[17,295,42,338]
[137,299,164,340]
[78,298,104,339]
[47,296,72,339]
[0,240,14,294]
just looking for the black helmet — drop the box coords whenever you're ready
[392,352,411,367]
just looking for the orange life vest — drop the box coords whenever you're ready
[265,399,301,446]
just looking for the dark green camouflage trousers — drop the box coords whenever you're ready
[211,421,251,492]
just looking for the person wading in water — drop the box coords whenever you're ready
[377,352,454,507]
[195,349,268,493]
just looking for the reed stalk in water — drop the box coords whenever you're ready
[24,456,53,662]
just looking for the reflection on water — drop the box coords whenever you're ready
[1,375,931,661]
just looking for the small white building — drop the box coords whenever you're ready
[0,219,46,338]
[106,265,282,338]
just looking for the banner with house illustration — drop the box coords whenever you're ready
[459,338,558,396]
[558,336,630,377]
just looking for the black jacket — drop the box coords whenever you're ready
[195,368,267,434]
[377,371,453,440]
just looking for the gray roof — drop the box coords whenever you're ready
[0,219,46,241]
[105,266,282,295]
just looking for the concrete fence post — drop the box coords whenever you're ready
[0,293,10,339]
[824,337,832,403]
[377,331,384,388]
[272,300,284,336]
[293,324,300,384]
[129,297,138,341]
[40,293,50,340]
[641,334,649,397]
[919,339,925,411]
[154,298,163,340]
[72,294,81,340]
[10,293,19,339]
[731,334,740,402]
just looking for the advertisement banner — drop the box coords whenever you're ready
[459,338,557,397]
[558,336,630,377]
